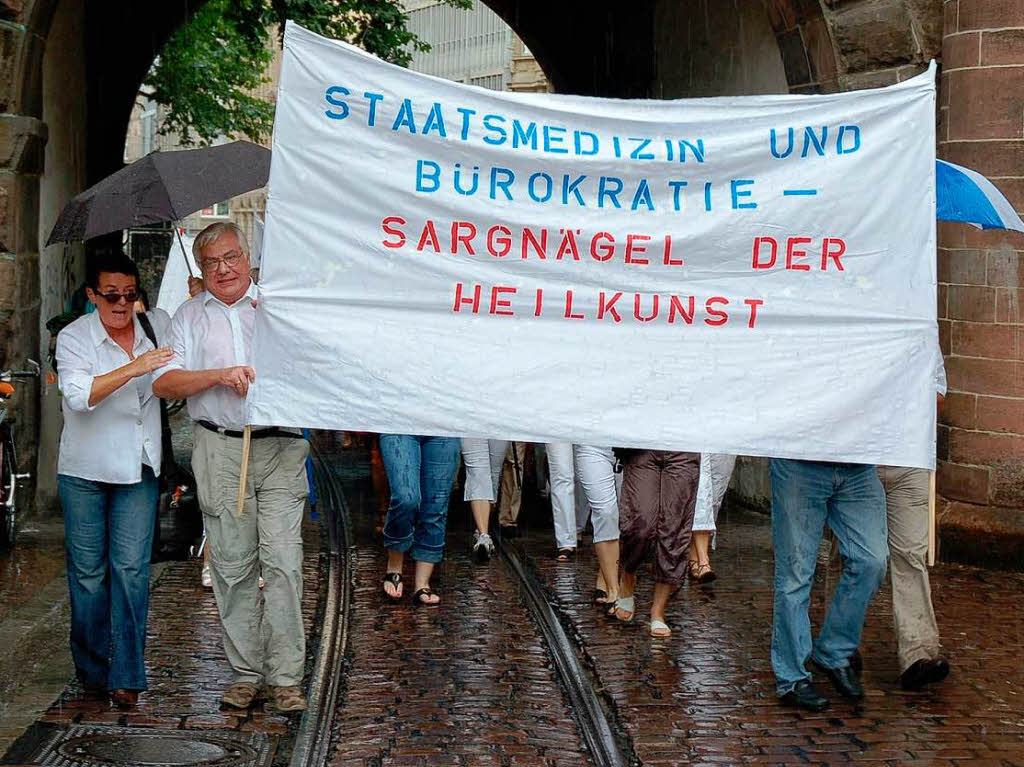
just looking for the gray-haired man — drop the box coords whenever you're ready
[154,222,309,713]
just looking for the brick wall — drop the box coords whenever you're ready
[937,0,1024,566]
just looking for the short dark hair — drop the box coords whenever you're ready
[87,251,139,290]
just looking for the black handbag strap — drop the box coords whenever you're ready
[138,312,176,482]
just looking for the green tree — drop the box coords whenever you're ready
[145,0,470,147]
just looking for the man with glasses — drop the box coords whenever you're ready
[153,222,309,714]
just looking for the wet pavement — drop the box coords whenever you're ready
[0,519,72,753]
[3,441,1023,766]
[511,508,1024,766]
[325,452,591,767]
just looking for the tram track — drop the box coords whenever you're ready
[288,440,353,767]
[293,438,629,767]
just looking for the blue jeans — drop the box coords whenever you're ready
[770,459,888,696]
[58,469,158,691]
[380,435,460,563]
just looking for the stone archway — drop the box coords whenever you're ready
[2,0,1021,566]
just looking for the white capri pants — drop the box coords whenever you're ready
[573,445,619,544]
[461,438,508,502]
[546,443,579,549]
[692,453,737,534]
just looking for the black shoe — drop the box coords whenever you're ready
[500,525,518,539]
[849,649,863,677]
[780,680,829,711]
[813,659,863,699]
[899,657,950,691]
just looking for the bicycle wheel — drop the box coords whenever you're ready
[0,426,15,550]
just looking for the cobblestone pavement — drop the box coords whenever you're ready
[512,505,1024,766]
[326,452,591,767]
[2,510,326,763]
[0,520,72,752]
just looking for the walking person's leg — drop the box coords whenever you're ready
[770,459,831,706]
[649,452,700,636]
[575,445,620,607]
[689,453,736,582]
[498,442,525,532]
[461,438,503,560]
[547,442,577,556]
[58,474,112,693]
[615,451,661,622]
[812,464,888,696]
[106,467,159,700]
[254,436,310,711]
[878,465,948,689]
[380,434,422,600]
[192,427,264,706]
[411,436,461,605]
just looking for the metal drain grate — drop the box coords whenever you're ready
[20,725,270,767]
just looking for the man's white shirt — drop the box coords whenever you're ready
[155,281,259,431]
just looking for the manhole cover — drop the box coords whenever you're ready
[21,725,270,767]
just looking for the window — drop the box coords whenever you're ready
[201,201,230,218]
[140,105,157,155]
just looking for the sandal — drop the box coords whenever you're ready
[556,547,576,562]
[412,587,440,607]
[611,596,635,622]
[592,588,610,606]
[382,572,403,602]
[649,619,672,638]
[688,561,717,584]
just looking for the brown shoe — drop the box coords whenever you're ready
[110,689,139,708]
[220,681,263,709]
[268,685,307,713]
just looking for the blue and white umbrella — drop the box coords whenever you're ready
[936,159,1024,232]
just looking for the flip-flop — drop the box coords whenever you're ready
[412,587,440,607]
[382,572,403,602]
[612,596,635,622]
[649,619,671,638]
[556,548,576,562]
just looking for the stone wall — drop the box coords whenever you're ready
[936,0,1024,568]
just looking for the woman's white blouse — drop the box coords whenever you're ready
[56,310,169,484]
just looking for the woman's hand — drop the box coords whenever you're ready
[129,347,175,377]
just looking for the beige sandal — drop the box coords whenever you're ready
[220,681,262,709]
[649,619,672,638]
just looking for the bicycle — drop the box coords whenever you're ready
[0,359,40,549]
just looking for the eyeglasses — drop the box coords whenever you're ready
[94,289,140,304]
[200,250,245,272]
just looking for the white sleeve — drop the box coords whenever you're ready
[56,325,98,413]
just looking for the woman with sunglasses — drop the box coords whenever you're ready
[55,251,174,708]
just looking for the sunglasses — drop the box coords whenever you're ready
[93,289,140,305]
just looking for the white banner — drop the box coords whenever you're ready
[249,22,939,469]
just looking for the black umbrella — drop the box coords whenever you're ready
[46,140,271,246]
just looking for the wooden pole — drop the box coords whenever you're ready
[236,425,252,517]
[927,470,937,566]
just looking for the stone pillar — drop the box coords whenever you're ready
[0,1,55,498]
[937,0,1024,567]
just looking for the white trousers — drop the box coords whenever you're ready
[546,442,579,549]
[693,453,737,533]
[461,438,507,502]
[573,445,619,543]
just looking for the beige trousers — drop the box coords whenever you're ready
[877,465,941,673]
[498,442,527,526]
[192,427,309,687]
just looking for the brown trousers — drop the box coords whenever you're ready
[619,450,701,588]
